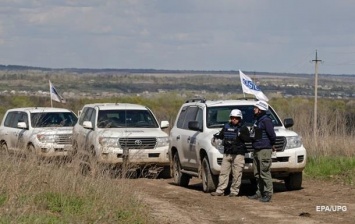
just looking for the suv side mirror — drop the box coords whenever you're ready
[188,121,201,131]
[17,122,27,129]
[161,120,169,129]
[284,118,294,128]
[83,121,93,129]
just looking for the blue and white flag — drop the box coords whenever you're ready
[239,70,269,102]
[49,80,66,103]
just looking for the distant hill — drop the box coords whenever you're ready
[0,64,354,78]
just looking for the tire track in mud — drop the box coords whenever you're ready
[133,178,355,224]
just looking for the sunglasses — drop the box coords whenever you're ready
[230,117,240,120]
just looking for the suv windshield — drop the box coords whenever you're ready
[207,105,282,128]
[31,112,78,127]
[97,109,159,128]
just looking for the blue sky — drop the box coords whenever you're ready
[1,0,355,75]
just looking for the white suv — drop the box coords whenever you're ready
[0,107,77,157]
[72,103,170,177]
[169,98,307,192]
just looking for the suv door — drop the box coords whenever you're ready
[179,106,202,170]
[75,107,96,151]
[16,112,30,150]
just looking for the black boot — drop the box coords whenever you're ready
[259,193,272,202]
[247,194,260,200]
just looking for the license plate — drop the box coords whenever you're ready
[131,153,148,159]
[63,145,72,151]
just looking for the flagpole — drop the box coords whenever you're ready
[49,80,53,107]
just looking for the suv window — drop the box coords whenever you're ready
[80,107,94,125]
[4,112,16,127]
[176,106,188,129]
[206,105,282,128]
[182,106,199,130]
[31,112,77,127]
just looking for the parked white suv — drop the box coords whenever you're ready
[0,107,77,157]
[72,103,170,177]
[169,98,307,192]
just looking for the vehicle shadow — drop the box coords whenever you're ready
[168,179,302,196]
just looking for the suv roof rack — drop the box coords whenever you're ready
[236,97,258,101]
[185,98,206,103]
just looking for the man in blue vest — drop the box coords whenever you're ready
[248,100,276,202]
[211,109,250,197]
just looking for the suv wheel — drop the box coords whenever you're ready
[0,142,8,154]
[285,172,302,190]
[201,157,218,193]
[173,153,190,187]
[79,147,98,177]
[158,166,171,179]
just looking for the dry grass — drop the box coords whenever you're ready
[272,98,355,157]
[0,152,154,223]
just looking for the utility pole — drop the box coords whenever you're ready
[312,50,322,145]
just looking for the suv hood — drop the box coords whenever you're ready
[32,127,73,135]
[96,127,168,138]
[274,127,299,137]
[205,126,299,138]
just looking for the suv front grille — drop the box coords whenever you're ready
[55,134,72,145]
[119,137,157,149]
[245,136,286,152]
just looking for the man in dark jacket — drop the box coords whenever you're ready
[211,109,250,197]
[248,100,276,202]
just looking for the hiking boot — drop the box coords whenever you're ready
[247,194,261,200]
[229,193,239,197]
[259,194,272,202]
[211,192,224,196]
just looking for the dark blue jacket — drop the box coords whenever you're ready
[252,112,276,150]
[214,122,250,155]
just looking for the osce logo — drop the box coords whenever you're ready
[242,78,260,91]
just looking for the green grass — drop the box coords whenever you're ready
[304,156,355,185]
[0,154,154,224]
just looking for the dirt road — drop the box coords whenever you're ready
[133,177,354,224]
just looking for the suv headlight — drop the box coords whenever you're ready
[156,137,169,147]
[99,137,118,147]
[211,138,224,151]
[37,134,58,143]
[285,136,302,149]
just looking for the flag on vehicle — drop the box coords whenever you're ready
[49,80,66,105]
[239,70,269,102]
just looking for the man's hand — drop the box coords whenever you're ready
[272,145,276,151]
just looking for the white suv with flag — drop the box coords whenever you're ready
[169,98,307,192]
[72,103,170,178]
[0,107,77,157]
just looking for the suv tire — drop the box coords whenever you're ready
[172,153,190,187]
[285,172,302,190]
[201,157,218,193]
[0,142,8,154]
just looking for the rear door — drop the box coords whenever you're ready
[2,111,29,152]
[1,111,17,151]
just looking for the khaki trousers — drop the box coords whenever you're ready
[216,154,245,194]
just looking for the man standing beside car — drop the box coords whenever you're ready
[211,109,250,197]
[248,100,276,202]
